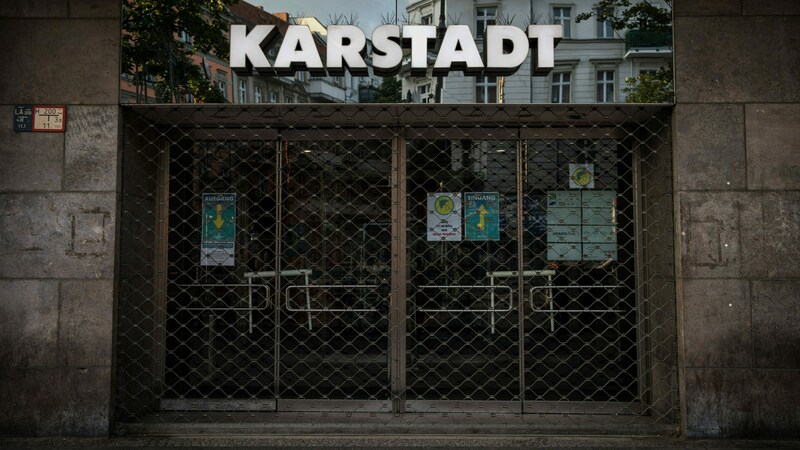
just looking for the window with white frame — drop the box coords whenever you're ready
[285,94,294,103]
[254,85,263,103]
[179,31,193,45]
[296,71,306,82]
[476,7,496,40]
[476,76,498,103]
[418,84,431,103]
[421,14,433,25]
[216,75,228,100]
[551,72,571,103]
[596,70,615,102]
[269,91,278,103]
[552,7,572,39]
[238,80,247,103]
[595,7,614,38]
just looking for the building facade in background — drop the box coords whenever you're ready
[121,0,383,104]
[1,0,800,441]
[402,0,671,103]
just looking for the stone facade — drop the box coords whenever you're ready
[674,0,800,438]
[0,1,120,436]
[0,0,798,439]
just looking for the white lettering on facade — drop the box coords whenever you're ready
[273,25,325,75]
[432,25,484,76]
[326,25,369,76]
[371,24,403,76]
[230,24,562,77]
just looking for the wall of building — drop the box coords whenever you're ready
[403,0,671,104]
[0,0,799,439]
[673,0,800,438]
[0,1,120,436]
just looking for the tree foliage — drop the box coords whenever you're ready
[577,1,673,102]
[373,76,402,103]
[575,0,672,32]
[122,0,235,103]
[622,68,673,103]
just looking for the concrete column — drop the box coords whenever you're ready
[673,0,800,438]
[0,1,121,436]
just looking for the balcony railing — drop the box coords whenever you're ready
[308,78,346,103]
[625,29,672,51]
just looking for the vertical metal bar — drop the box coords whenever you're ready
[547,274,555,332]
[632,128,649,407]
[153,138,170,404]
[304,271,312,330]
[274,137,284,405]
[489,274,495,334]
[248,276,253,334]
[390,129,407,414]
[516,135,526,411]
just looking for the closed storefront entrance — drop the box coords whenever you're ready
[116,104,677,433]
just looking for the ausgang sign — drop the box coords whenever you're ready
[230,24,562,77]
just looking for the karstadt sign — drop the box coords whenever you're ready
[230,24,562,77]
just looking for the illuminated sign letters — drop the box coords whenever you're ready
[230,24,562,77]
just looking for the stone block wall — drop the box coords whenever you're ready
[674,0,800,438]
[0,0,798,439]
[0,1,120,436]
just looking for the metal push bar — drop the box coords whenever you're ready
[285,285,382,313]
[529,284,625,332]
[416,285,515,333]
[487,270,556,333]
[245,270,313,330]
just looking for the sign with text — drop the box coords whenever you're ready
[32,106,66,132]
[201,193,236,266]
[427,192,462,241]
[13,105,32,131]
[15,105,66,132]
[569,163,595,189]
[465,192,500,241]
[231,24,562,77]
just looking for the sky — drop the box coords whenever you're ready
[248,0,410,34]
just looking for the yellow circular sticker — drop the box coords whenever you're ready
[434,195,455,215]
[571,167,593,187]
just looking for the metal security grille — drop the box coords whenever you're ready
[116,104,677,431]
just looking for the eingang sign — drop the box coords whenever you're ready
[230,24,562,78]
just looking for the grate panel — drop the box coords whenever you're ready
[116,104,677,428]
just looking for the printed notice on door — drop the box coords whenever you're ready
[201,193,236,266]
[427,193,462,241]
[465,192,500,241]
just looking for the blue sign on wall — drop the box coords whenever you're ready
[14,104,32,132]
[465,192,500,241]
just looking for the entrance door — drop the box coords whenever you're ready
[116,104,677,427]
[160,138,279,412]
[276,131,393,411]
[404,129,522,413]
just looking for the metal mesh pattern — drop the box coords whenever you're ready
[117,104,677,429]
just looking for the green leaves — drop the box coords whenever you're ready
[373,77,403,103]
[122,0,236,103]
[575,0,672,32]
[575,1,673,103]
[622,68,673,103]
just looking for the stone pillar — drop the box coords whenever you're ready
[0,1,120,436]
[674,0,800,438]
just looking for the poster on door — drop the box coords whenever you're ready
[427,192,462,241]
[569,163,595,189]
[465,192,500,241]
[201,193,236,266]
